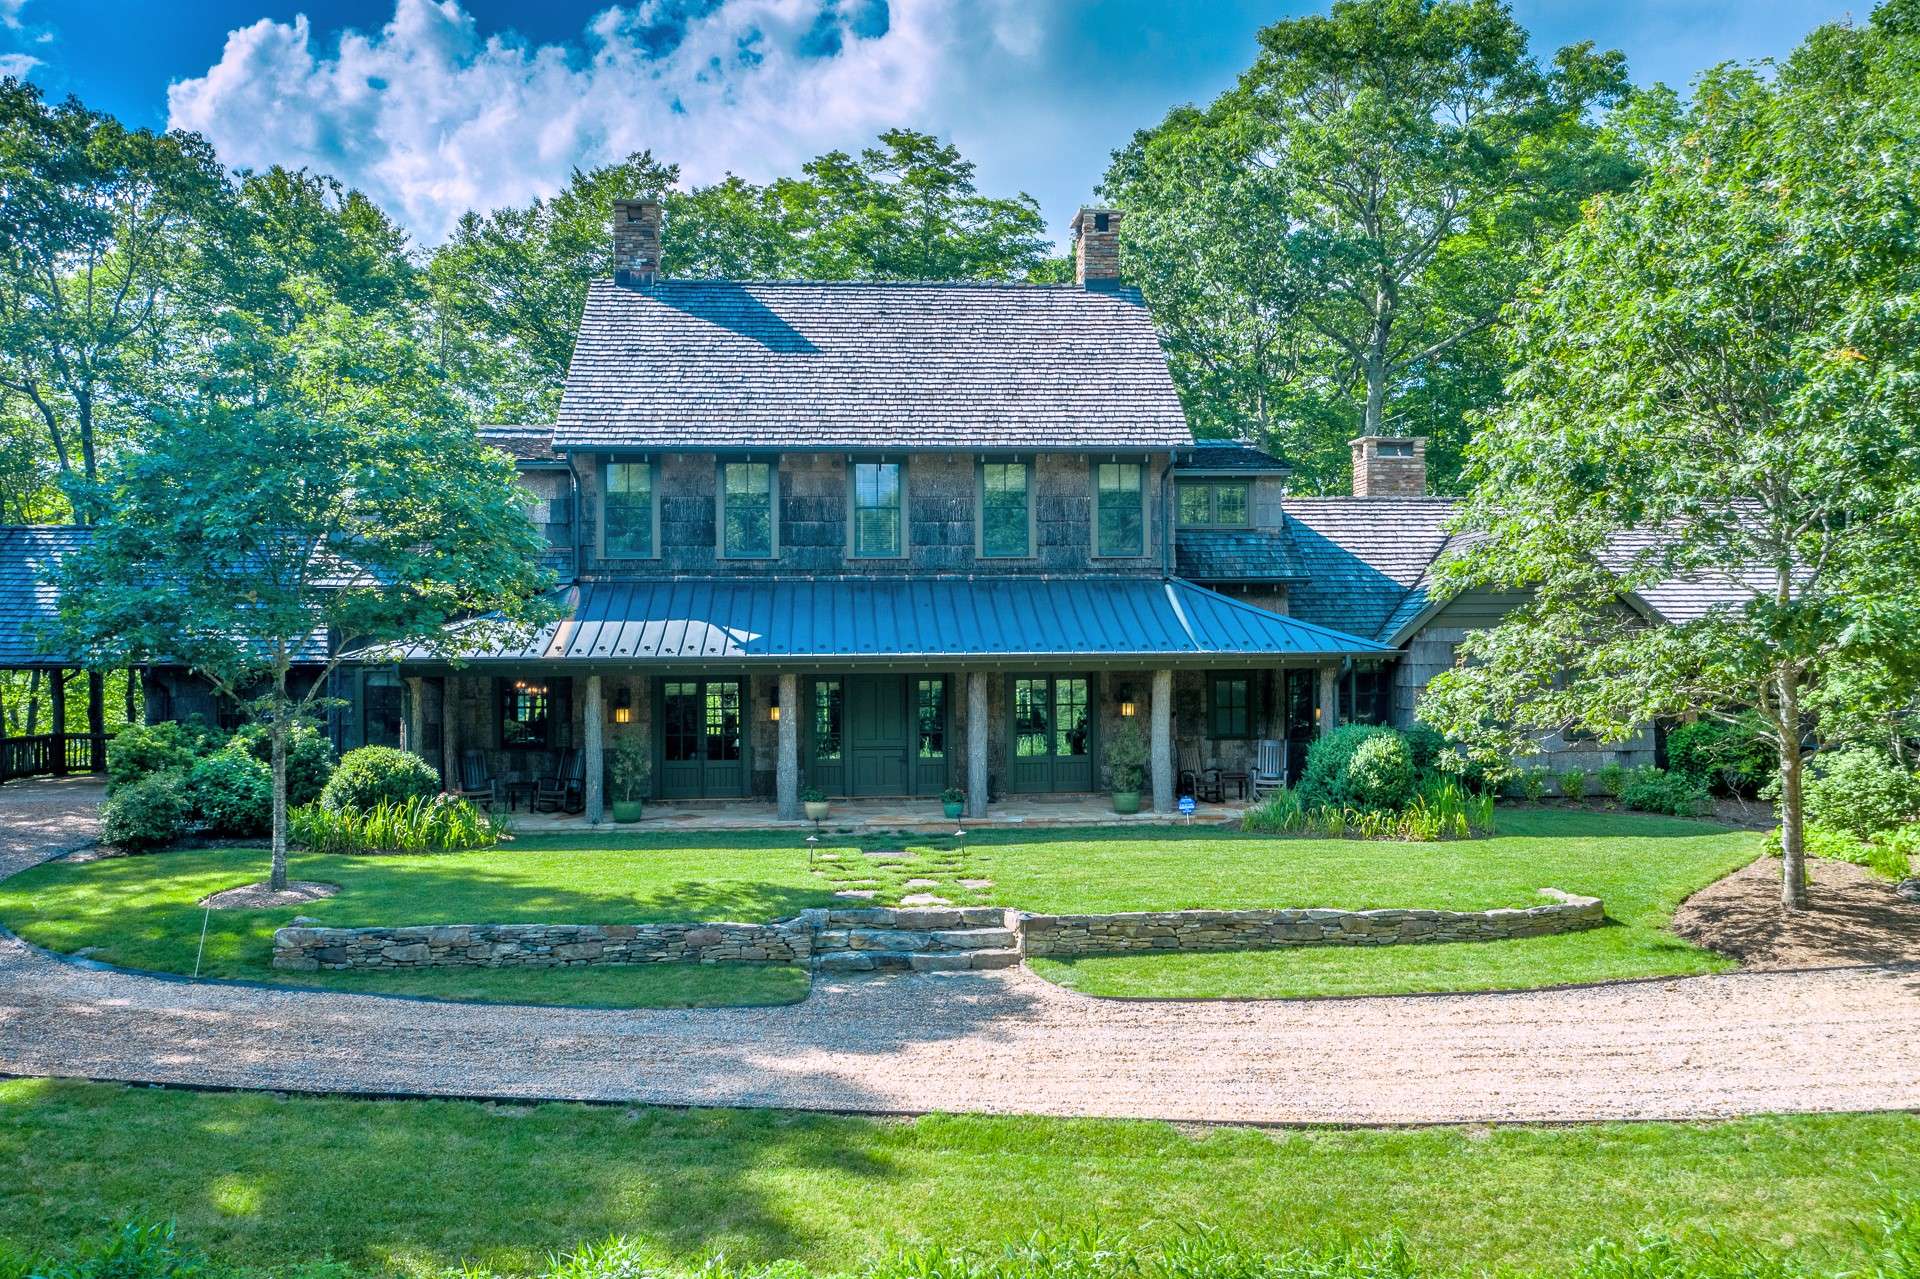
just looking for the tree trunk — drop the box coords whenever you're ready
[1775,679,1809,912]
[124,668,139,724]
[269,708,290,892]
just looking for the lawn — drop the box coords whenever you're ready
[1,1079,1914,1277]
[0,809,1761,1003]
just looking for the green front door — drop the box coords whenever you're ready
[655,678,748,799]
[806,674,950,798]
[1008,674,1097,793]
[847,675,910,796]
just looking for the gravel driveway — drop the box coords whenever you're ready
[3,775,1919,1125]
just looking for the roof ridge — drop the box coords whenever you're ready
[587,277,1097,292]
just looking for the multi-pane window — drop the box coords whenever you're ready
[1095,461,1144,556]
[604,460,654,556]
[980,460,1030,558]
[916,678,946,758]
[362,671,403,748]
[814,679,843,760]
[501,679,555,749]
[720,460,774,557]
[663,682,700,762]
[1208,673,1253,739]
[1176,480,1251,528]
[852,462,903,557]
[1053,678,1090,757]
[1013,678,1050,757]
[704,681,743,761]
[1338,666,1392,727]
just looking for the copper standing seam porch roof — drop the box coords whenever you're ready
[382,577,1392,670]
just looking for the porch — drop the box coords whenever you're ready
[504,791,1253,833]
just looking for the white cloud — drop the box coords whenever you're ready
[0,0,25,32]
[165,0,998,244]
[0,51,37,78]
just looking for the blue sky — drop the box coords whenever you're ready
[1,0,1856,247]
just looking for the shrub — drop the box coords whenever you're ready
[608,735,650,804]
[229,721,338,808]
[1403,722,1448,776]
[1239,779,1493,842]
[1619,766,1712,818]
[1667,715,1773,796]
[1803,746,1920,842]
[1772,822,1920,882]
[105,722,201,792]
[1103,723,1149,793]
[184,748,271,837]
[1557,768,1588,802]
[101,773,190,850]
[1297,724,1404,811]
[1502,766,1548,802]
[318,745,441,814]
[1346,733,1415,811]
[1596,761,1629,800]
[291,794,503,854]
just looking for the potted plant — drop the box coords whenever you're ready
[609,736,650,823]
[1105,723,1148,814]
[802,785,830,821]
[941,785,965,820]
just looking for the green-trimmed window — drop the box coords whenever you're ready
[1177,479,1250,528]
[501,678,558,749]
[1053,677,1091,757]
[916,678,946,758]
[720,460,775,557]
[814,680,843,761]
[980,460,1030,558]
[852,461,903,557]
[603,460,654,557]
[1095,461,1145,556]
[1208,673,1253,739]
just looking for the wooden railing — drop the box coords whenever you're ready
[0,733,107,782]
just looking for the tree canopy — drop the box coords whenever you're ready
[1417,3,1920,908]
[1104,0,1633,490]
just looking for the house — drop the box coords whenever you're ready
[0,201,1738,806]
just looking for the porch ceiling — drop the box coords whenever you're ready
[375,576,1392,671]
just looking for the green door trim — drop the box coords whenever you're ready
[1006,672,1100,794]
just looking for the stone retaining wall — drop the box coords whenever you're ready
[1017,890,1603,958]
[271,918,817,971]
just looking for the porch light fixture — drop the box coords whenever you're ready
[769,703,781,722]
[1119,699,1137,718]
[612,687,633,725]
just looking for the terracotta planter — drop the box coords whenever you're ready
[611,799,643,823]
[1111,790,1141,815]
[804,800,831,821]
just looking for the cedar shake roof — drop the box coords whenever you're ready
[1281,498,1458,642]
[0,526,86,667]
[555,279,1192,452]
[1174,529,1309,583]
[478,424,560,462]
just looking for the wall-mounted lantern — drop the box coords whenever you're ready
[612,686,633,724]
[1118,683,1137,718]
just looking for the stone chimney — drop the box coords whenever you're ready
[612,198,663,286]
[1350,436,1427,497]
[1071,207,1122,290]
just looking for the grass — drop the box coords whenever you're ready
[0,810,1761,1003]
[1,1079,1916,1277]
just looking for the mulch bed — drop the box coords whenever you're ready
[198,881,339,911]
[1674,857,1920,969]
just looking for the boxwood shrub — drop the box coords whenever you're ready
[229,721,338,808]
[318,745,441,814]
[184,749,272,838]
[101,773,191,850]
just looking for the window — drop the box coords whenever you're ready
[1339,666,1392,727]
[1095,461,1145,556]
[363,671,403,747]
[704,681,743,761]
[1208,673,1253,739]
[1177,479,1251,528]
[603,460,654,557]
[851,461,903,557]
[979,460,1030,558]
[501,678,556,749]
[1054,677,1091,757]
[915,678,946,758]
[720,460,775,557]
[813,679,842,760]
[663,682,700,762]
[1013,678,1050,757]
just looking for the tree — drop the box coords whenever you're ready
[428,131,1055,420]
[55,296,556,890]
[1106,0,1632,488]
[1417,5,1920,910]
[0,78,224,498]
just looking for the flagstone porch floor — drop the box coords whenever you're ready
[505,793,1251,834]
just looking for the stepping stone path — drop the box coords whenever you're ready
[959,879,994,890]
[900,893,952,907]
[862,848,912,860]
[834,889,878,900]
[903,878,939,889]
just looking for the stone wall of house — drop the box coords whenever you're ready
[1019,890,1603,958]
[273,919,814,971]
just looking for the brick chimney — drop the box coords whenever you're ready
[1071,207,1122,290]
[612,198,662,286]
[1350,436,1427,497]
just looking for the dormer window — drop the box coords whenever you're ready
[1177,479,1250,528]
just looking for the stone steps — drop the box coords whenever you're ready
[807,905,1021,974]
[814,945,1021,974]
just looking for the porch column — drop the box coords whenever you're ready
[440,676,459,789]
[966,671,988,819]
[402,676,426,760]
[49,669,66,776]
[1150,668,1174,813]
[85,671,105,772]
[776,671,799,820]
[1317,665,1340,739]
[583,674,605,824]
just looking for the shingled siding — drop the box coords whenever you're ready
[576,451,1168,578]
